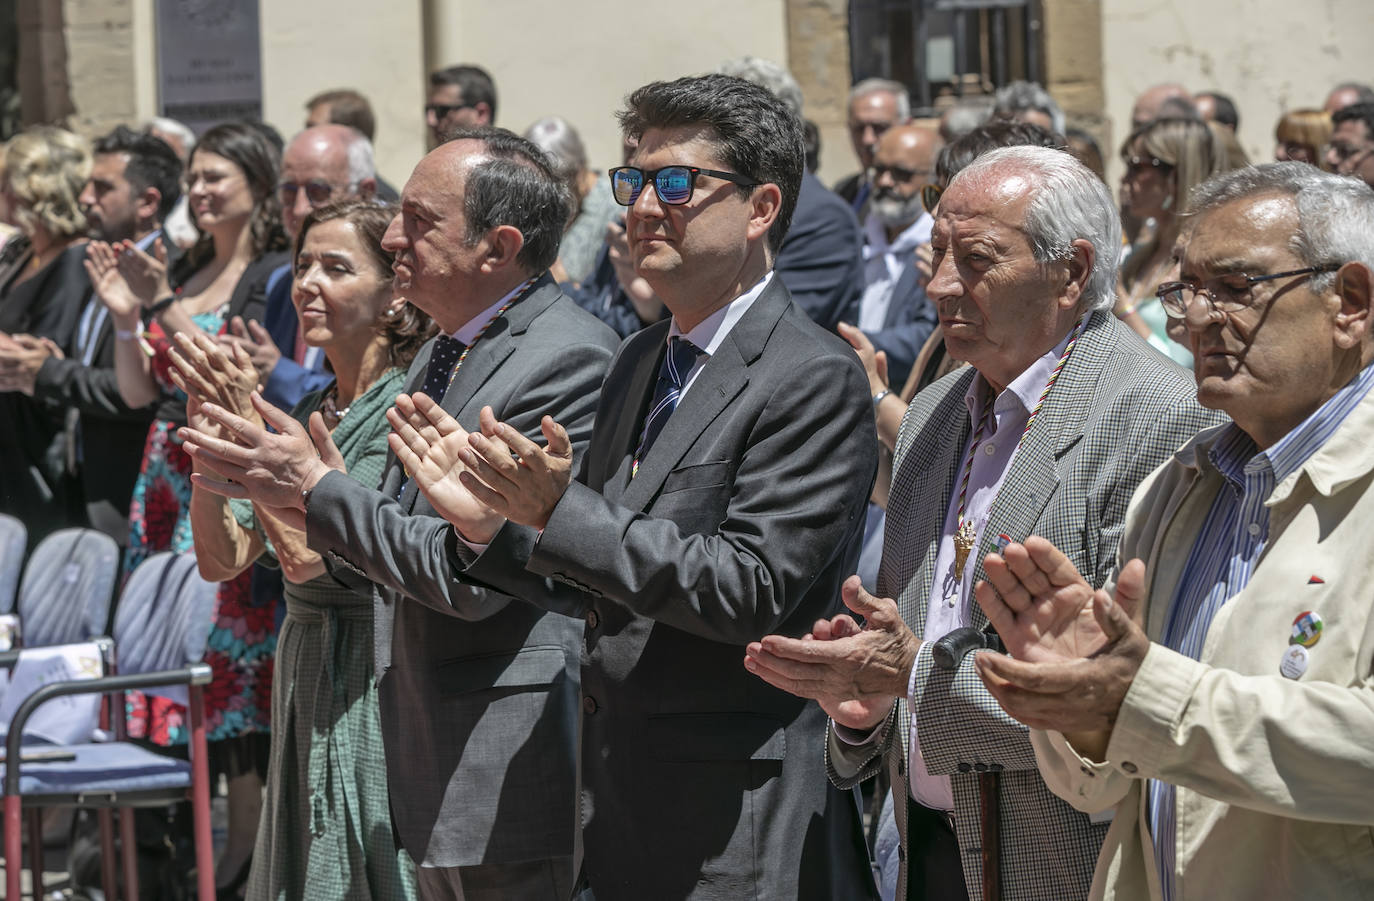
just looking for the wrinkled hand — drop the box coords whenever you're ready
[0,333,54,395]
[974,588,1151,744]
[454,406,573,532]
[84,241,147,319]
[744,576,919,731]
[216,316,282,382]
[837,321,889,396]
[168,330,260,424]
[974,536,1146,665]
[385,392,506,544]
[179,391,336,509]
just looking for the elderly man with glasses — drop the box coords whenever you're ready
[974,162,1374,899]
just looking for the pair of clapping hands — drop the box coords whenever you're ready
[175,365,577,545]
[744,539,1152,758]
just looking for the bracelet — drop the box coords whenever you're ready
[115,329,139,341]
[149,295,177,315]
[872,389,891,407]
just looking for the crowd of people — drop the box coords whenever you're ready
[0,57,1372,901]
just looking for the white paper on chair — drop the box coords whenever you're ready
[0,642,104,744]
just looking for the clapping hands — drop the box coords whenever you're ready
[83,239,170,320]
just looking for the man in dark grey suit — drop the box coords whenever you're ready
[745,146,1224,901]
[181,128,618,900]
[389,75,880,900]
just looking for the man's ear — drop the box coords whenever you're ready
[136,186,162,226]
[746,183,783,245]
[1333,261,1372,350]
[1058,238,1096,310]
[479,224,526,273]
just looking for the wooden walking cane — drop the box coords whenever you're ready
[933,626,1004,901]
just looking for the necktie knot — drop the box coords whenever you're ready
[664,336,701,388]
[633,336,704,476]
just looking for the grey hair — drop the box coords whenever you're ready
[1186,162,1374,294]
[849,78,911,121]
[143,116,196,162]
[717,57,804,119]
[950,145,1122,312]
[942,97,995,140]
[523,116,588,184]
[342,129,376,185]
[993,80,1065,135]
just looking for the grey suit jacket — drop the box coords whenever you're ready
[305,276,619,869]
[828,312,1226,901]
[459,276,881,901]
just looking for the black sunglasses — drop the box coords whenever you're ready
[425,102,478,120]
[609,165,759,207]
[277,179,350,207]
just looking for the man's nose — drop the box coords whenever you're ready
[381,213,404,250]
[630,181,665,219]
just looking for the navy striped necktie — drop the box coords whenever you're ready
[633,336,703,476]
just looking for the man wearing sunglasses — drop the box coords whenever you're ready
[1327,102,1374,189]
[426,63,496,147]
[972,162,1374,900]
[389,73,879,900]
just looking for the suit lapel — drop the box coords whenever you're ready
[615,276,789,511]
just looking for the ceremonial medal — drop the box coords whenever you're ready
[953,519,976,575]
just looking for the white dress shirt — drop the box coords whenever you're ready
[858,212,931,333]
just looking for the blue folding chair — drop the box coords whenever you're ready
[2,552,217,901]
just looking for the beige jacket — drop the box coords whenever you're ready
[1032,388,1374,901]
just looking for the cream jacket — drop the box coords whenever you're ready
[1031,388,1374,901]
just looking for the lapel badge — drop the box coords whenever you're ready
[1289,610,1323,648]
[1279,645,1309,680]
[1307,575,1325,584]
[994,533,1012,553]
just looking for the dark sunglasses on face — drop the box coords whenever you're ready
[425,102,478,121]
[608,165,760,207]
[1124,154,1173,176]
[277,180,348,207]
[870,163,934,184]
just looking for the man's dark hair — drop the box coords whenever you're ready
[936,119,1066,185]
[430,64,498,122]
[1197,90,1239,130]
[444,126,568,274]
[306,88,376,141]
[617,74,804,254]
[1333,102,1374,140]
[92,125,183,222]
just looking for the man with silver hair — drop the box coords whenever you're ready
[836,78,913,214]
[745,145,1220,900]
[993,80,1066,136]
[977,162,1374,900]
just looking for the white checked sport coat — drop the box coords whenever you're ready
[828,311,1225,901]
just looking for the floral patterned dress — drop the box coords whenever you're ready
[125,310,278,746]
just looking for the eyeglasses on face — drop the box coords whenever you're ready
[278,180,352,208]
[870,164,934,184]
[425,102,478,121]
[1154,265,1340,318]
[1124,154,1173,175]
[608,166,759,207]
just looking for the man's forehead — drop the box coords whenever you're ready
[875,127,937,165]
[851,91,897,120]
[1184,194,1299,270]
[91,152,130,179]
[630,125,726,167]
[283,136,347,176]
[936,171,1034,233]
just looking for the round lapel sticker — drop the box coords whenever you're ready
[1290,611,1323,648]
[1280,645,1309,680]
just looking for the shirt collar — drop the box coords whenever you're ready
[864,211,932,258]
[964,322,1078,427]
[449,279,531,344]
[1264,360,1374,483]
[668,270,773,357]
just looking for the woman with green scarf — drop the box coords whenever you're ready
[179,199,434,900]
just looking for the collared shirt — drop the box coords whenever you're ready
[858,212,932,333]
[1148,361,1374,900]
[449,279,532,344]
[905,329,1072,811]
[77,229,161,366]
[665,270,772,403]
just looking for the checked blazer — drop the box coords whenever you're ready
[828,311,1225,901]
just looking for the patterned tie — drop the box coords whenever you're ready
[633,336,703,476]
[417,335,464,403]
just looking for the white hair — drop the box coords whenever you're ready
[717,57,804,120]
[950,145,1121,312]
[1187,162,1374,294]
[849,78,911,121]
[143,116,196,162]
[993,80,1066,135]
[342,129,376,185]
[523,116,588,184]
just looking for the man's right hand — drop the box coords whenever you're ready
[386,392,507,545]
[217,316,282,383]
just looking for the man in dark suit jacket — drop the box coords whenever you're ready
[389,75,880,901]
[0,127,178,542]
[180,128,618,901]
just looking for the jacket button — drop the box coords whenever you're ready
[957,762,972,773]
[1121,761,1138,774]
[586,609,599,629]
[582,695,598,715]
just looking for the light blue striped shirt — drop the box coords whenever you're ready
[1149,362,1374,899]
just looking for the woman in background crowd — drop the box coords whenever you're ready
[1115,116,1226,366]
[1275,108,1334,167]
[0,126,92,540]
[86,120,289,898]
[182,199,430,901]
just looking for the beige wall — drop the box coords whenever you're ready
[1101,0,1374,184]
[428,0,788,175]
